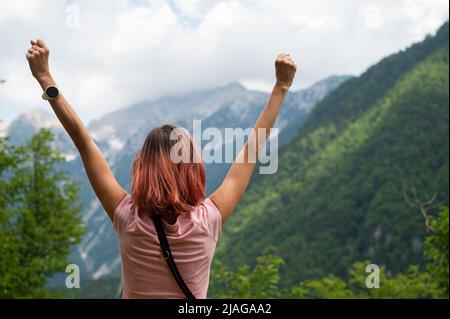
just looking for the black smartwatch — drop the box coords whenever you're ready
[42,85,60,100]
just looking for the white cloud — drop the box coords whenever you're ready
[290,13,339,30]
[361,4,383,29]
[174,0,222,20]
[113,3,178,54]
[0,0,448,123]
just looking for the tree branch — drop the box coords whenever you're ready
[402,184,439,233]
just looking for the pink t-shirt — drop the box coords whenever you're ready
[113,193,222,299]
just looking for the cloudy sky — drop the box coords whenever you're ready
[0,0,448,124]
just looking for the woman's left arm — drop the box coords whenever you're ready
[26,39,126,221]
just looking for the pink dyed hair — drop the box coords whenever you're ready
[131,124,206,217]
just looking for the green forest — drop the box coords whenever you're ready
[215,22,449,289]
[210,207,448,298]
[0,22,448,299]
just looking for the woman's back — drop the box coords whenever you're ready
[114,194,222,298]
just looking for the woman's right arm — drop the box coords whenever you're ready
[26,39,126,220]
[210,53,297,224]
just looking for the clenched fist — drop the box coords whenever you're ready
[26,39,51,81]
[275,53,297,92]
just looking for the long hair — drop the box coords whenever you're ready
[131,124,206,217]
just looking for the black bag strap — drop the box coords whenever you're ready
[152,215,196,300]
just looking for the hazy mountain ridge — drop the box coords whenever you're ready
[0,120,7,138]
[5,108,77,160]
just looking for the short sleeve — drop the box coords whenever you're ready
[113,193,132,234]
[198,197,223,241]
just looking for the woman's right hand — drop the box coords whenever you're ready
[211,52,297,224]
[275,53,297,92]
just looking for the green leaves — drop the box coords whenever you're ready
[209,247,284,298]
[0,129,84,298]
[425,207,449,296]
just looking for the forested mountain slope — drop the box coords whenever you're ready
[216,22,449,286]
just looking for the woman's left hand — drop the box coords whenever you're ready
[26,39,51,82]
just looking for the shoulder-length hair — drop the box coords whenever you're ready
[131,124,205,217]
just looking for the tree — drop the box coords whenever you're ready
[0,129,84,298]
[425,207,449,296]
[209,247,284,298]
[289,261,441,299]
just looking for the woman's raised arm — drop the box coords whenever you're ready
[210,53,297,224]
[26,39,126,221]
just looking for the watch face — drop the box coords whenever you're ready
[46,86,59,99]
